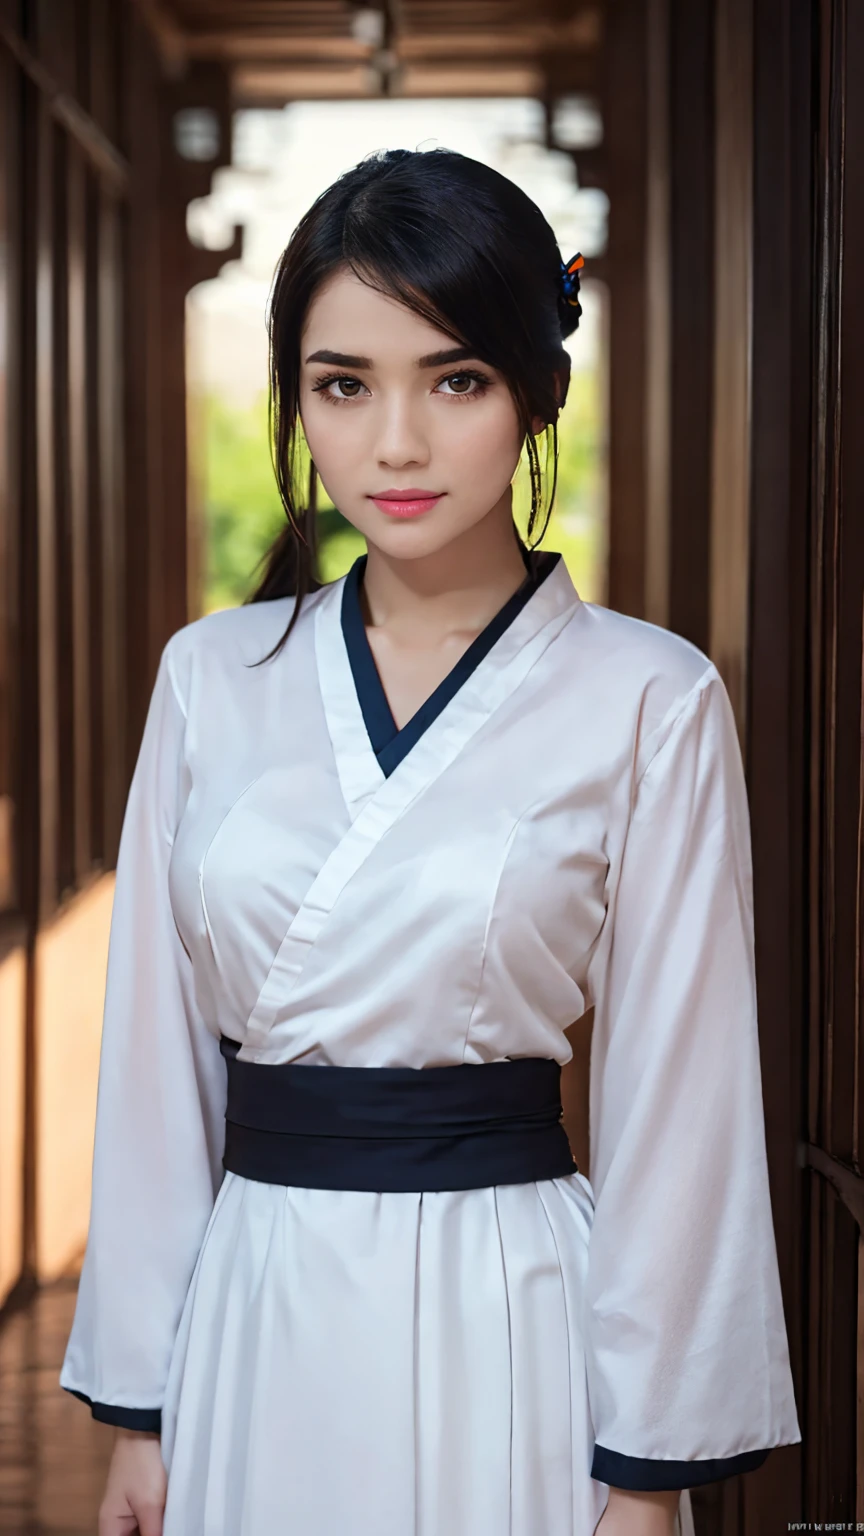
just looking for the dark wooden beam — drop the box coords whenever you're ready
[0,32,22,922]
[742,0,813,1525]
[130,0,187,74]
[667,0,714,655]
[709,0,753,732]
[67,144,93,890]
[0,19,128,193]
[34,99,59,921]
[797,0,864,1520]
[123,4,164,787]
[604,0,649,618]
[52,121,76,902]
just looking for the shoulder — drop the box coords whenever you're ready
[562,598,728,772]
[160,585,333,714]
[573,599,715,693]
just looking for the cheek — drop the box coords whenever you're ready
[299,400,363,478]
[439,400,523,487]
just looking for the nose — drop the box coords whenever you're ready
[374,392,430,471]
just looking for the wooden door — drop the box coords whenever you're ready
[747,0,864,1525]
[798,0,864,1519]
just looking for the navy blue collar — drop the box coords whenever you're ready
[340,548,562,778]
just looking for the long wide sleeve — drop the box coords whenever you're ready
[584,662,801,1491]
[59,639,227,1432]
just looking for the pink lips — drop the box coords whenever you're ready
[369,489,445,519]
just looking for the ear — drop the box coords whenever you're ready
[529,363,571,436]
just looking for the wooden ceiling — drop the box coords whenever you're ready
[142,1,603,105]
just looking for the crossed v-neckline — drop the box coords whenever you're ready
[339,548,562,778]
[248,548,579,1054]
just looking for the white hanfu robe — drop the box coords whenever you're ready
[60,550,801,1536]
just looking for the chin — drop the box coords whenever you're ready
[365,517,475,562]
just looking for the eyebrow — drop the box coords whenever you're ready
[304,345,481,370]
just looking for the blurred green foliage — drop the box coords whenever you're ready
[199,367,605,615]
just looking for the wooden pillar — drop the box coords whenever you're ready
[604,0,650,619]
[67,144,93,892]
[603,1,818,1526]
[0,13,22,926]
[0,9,28,1311]
[709,0,753,734]
[93,181,126,860]
[667,0,715,655]
[123,1,165,790]
[643,0,670,630]
[743,0,813,1525]
[156,62,241,645]
[605,0,717,648]
[797,0,864,1522]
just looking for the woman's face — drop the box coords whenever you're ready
[298,268,527,560]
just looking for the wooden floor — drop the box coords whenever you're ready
[0,1282,110,1534]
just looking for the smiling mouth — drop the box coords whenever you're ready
[368,490,446,519]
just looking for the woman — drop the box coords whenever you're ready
[60,148,801,1536]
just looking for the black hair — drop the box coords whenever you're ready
[246,146,582,661]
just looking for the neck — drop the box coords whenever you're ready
[360,494,529,646]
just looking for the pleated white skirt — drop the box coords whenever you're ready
[160,1168,693,1536]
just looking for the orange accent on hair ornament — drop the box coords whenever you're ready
[560,252,585,307]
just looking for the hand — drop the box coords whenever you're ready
[98,1428,167,1536]
[595,1486,680,1536]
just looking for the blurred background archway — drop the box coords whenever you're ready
[184,96,608,614]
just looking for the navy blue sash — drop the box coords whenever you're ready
[219,1035,577,1193]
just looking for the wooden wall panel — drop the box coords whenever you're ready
[0,0,162,1309]
[84,168,105,867]
[0,37,20,924]
[34,93,59,922]
[53,121,75,902]
[86,0,123,147]
[738,0,864,1523]
[96,188,125,862]
[67,144,92,889]
[800,0,864,1519]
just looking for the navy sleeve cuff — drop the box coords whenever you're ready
[591,1443,771,1491]
[63,1386,162,1433]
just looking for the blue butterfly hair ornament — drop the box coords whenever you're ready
[560,252,585,320]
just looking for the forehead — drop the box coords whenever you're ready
[301,268,458,359]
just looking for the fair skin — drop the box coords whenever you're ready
[100,1427,165,1536]
[100,267,680,1536]
[301,267,538,704]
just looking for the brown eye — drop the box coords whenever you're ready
[435,370,490,399]
[311,374,368,402]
